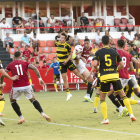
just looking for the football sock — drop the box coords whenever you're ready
[94,93,100,108]
[136,92,140,98]
[11,101,22,117]
[32,99,44,114]
[87,82,92,95]
[116,95,125,107]
[54,82,57,91]
[90,88,93,98]
[66,88,70,94]
[122,96,133,115]
[100,100,107,120]
[128,99,138,105]
[0,101,5,113]
[108,94,121,108]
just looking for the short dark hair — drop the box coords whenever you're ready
[14,51,21,58]
[43,61,46,63]
[128,31,131,33]
[84,39,90,42]
[2,18,6,20]
[117,39,124,48]
[36,62,39,64]
[58,31,61,34]
[61,33,67,39]
[55,21,58,23]
[53,57,56,59]
[128,43,134,47]
[34,33,36,36]
[74,31,77,35]
[102,35,109,45]
[34,46,39,52]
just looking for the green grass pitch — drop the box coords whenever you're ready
[1,90,140,140]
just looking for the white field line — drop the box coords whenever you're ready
[2,117,140,136]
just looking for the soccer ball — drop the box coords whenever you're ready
[75,45,83,53]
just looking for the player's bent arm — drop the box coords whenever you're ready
[0,69,18,81]
[117,61,124,71]
[132,57,139,73]
[128,62,134,72]
[28,64,41,78]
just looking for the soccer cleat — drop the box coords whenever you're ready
[18,118,25,124]
[42,114,51,122]
[84,96,93,103]
[130,114,136,122]
[119,108,126,118]
[101,119,109,124]
[116,107,119,112]
[56,90,58,92]
[83,100,88,102]
[66,93,72,101]
[0,119,5,126]
[0,114,5,117]
[94,108,98,113]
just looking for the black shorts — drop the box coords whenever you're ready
[100,80,123,93]
[53,74,60,80]
[5,43,13,48]
[60,60,76,74]
[96,77,100,88]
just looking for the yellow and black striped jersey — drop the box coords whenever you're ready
[55,42,71,62]
[93,46,122,83]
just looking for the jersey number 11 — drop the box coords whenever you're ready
[15,64,23,75]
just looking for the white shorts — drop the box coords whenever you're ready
[119,78,130,88]
[22,43,30,47]
[10,85,34,100]
[130,75,138,89]
[74,59,87,74]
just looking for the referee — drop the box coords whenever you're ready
[55,32,87,101]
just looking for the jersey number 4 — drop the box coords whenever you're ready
[15,64,23,75]
[105,54,112,66]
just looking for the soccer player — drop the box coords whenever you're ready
[127,43,140,99]
[3,51,51,124]
[93,35,136,124]
[72,49,94,102]
[81,39,94,101]
[55,32,87,101]
[45,57,60,92]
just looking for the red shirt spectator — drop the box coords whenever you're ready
[36,62,41,69]
[23,46,31,58]
[42,61,49,69]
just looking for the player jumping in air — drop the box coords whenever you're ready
[3,51,51,124]
[45,57,60,92]
[93,36,136,124]
[55,33,88,101]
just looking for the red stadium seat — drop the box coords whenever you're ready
[121,18,128,25]
[20,48,24,51]
[14,41,21,47]
[47,60,52,64]
[127,23,134,31]
[9,48,16,54]
[113,39,117,44]
[40,55,47,61]
[39,47,42,54]
[46,40,55,47]
[119,24,126,31]
[114,18,121,26]
[43,47,50,53]
[80,40,84,45]
[28,48,33,52]
[39,61,43,67]
[40,41,46,47]
[48,54,56,60]
[51,47,56,53]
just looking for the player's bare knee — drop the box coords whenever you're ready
[10,98,16,102]
[30,98,35,102]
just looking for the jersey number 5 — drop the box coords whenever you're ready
[15,64,23,75]
[105,54,112,66]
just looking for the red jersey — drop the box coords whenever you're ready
[117,49,132,79]
[42,65,49,69]
[120,36,125,40]
[33,52,38,57]
[5,60,30,87]
[23,50,31,58]
[81,46,92,61]
[128,53,135,75]
[36,66,41,69]
[30,58,35,62]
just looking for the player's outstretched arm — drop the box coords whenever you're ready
[28,64,45,86]
[45,67,51,76]
[0,69,18,81]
